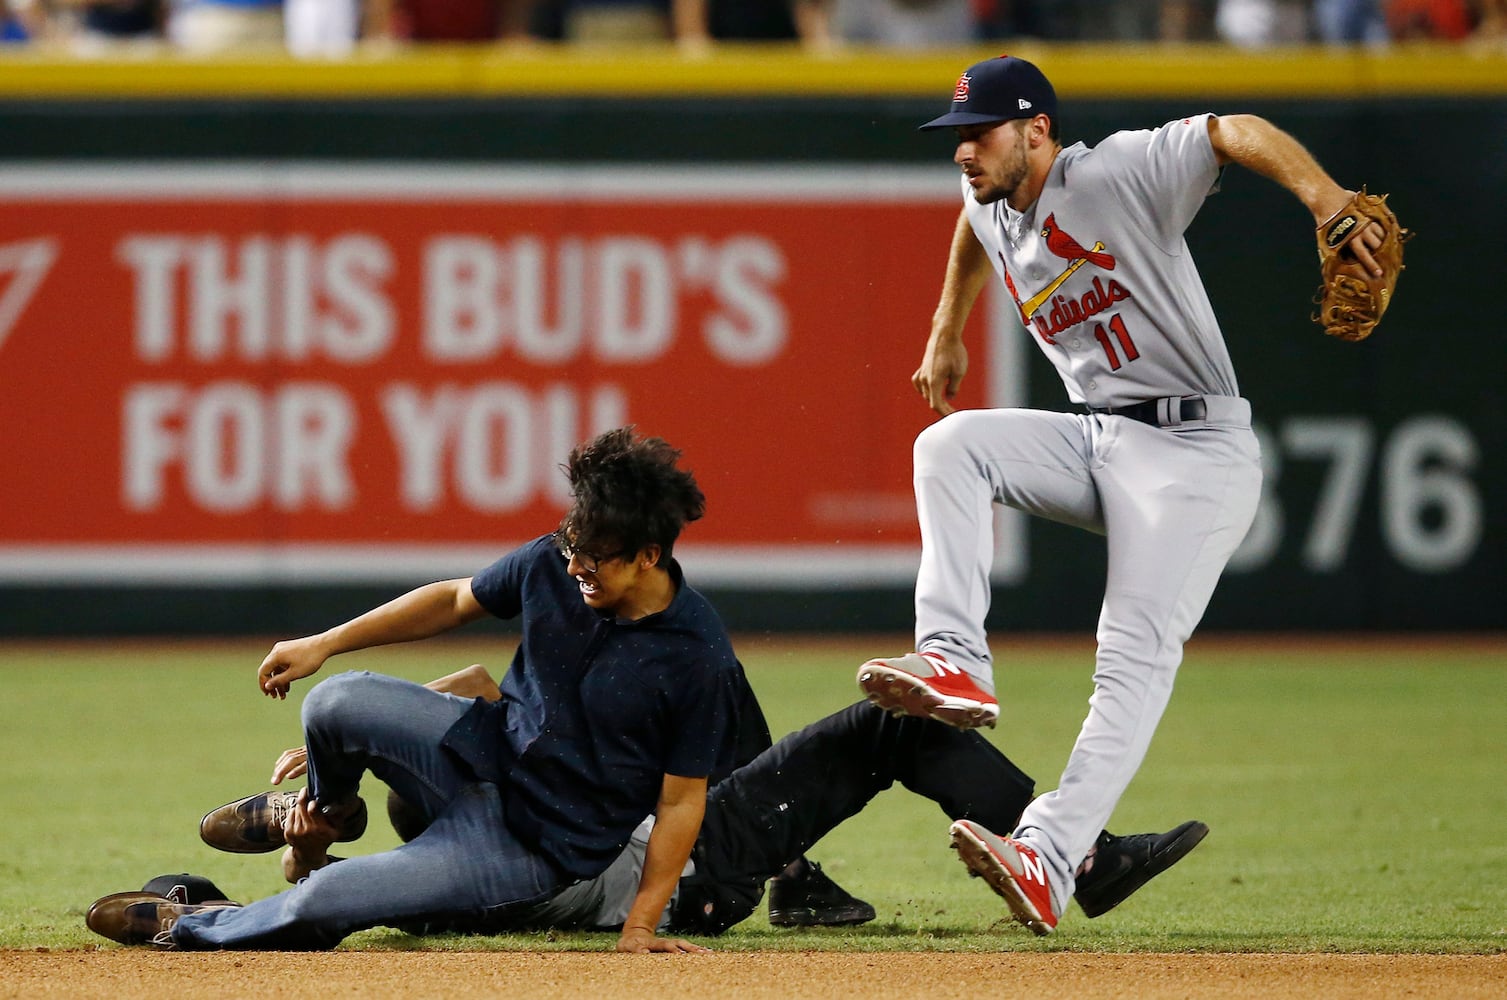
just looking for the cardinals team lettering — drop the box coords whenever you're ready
[1032,275,1130,343]
[997,214,1133,344]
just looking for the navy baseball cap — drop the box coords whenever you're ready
[919,55,1057,131]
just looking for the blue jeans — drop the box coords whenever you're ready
[172,672,561,950]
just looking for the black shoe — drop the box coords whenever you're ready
[200,790,368,854]
[1073,820,1210,918]
[85,891,235,948]
[767,858,877,927]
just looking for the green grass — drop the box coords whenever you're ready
[3,635,1504,953]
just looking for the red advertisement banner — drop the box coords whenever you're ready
[0,166,995,583]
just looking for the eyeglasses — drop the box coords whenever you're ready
[555,533,629,574]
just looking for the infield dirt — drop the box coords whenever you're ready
[5,951,1506,999]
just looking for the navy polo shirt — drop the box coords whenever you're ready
[441,535,741,880]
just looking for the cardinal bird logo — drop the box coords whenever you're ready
[1041,214,1116,269]
[1012,215,1117,320]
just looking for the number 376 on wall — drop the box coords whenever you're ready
[1228,414,1482,575]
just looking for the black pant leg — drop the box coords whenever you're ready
[677,701,1034,931]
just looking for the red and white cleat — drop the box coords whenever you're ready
[856,651,999,729]
[949,819,1058,936]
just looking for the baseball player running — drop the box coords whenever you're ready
[858,55,1388,935]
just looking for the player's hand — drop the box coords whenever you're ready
[271,746,309,784]
[912,334,969,416]
[1346,216,1386,278]
[1314,188,1385,279]
[258,637,328,699]
[615,926,710,954]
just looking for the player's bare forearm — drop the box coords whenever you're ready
[915,211,993,414]
[1207,114,1353,224]
[1208,114,1386,277]
[617,775,709,954]
[931,209,993,343]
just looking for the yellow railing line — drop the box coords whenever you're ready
[0,42,1504,99]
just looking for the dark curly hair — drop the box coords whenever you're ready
[555,427,706,566]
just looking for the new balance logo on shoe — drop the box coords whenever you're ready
[920,651,962,676]
[1016,844,1048,887]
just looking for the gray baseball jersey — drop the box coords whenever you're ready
[962,113,1239,408]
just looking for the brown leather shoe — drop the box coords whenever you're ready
[85,892,233,947]
[199,790,368,854]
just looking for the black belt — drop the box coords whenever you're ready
[1090,396,1207,428]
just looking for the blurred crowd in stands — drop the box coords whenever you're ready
[3,0,1503,57]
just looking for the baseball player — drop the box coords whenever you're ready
[857,55,1387,935]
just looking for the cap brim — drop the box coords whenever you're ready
[918,110,1018,132]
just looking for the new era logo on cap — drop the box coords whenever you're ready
[1019,98,1032,110]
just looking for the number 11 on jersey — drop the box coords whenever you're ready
[1093,314,1140,371]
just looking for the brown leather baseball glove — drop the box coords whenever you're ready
[1312,189,1412,342]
